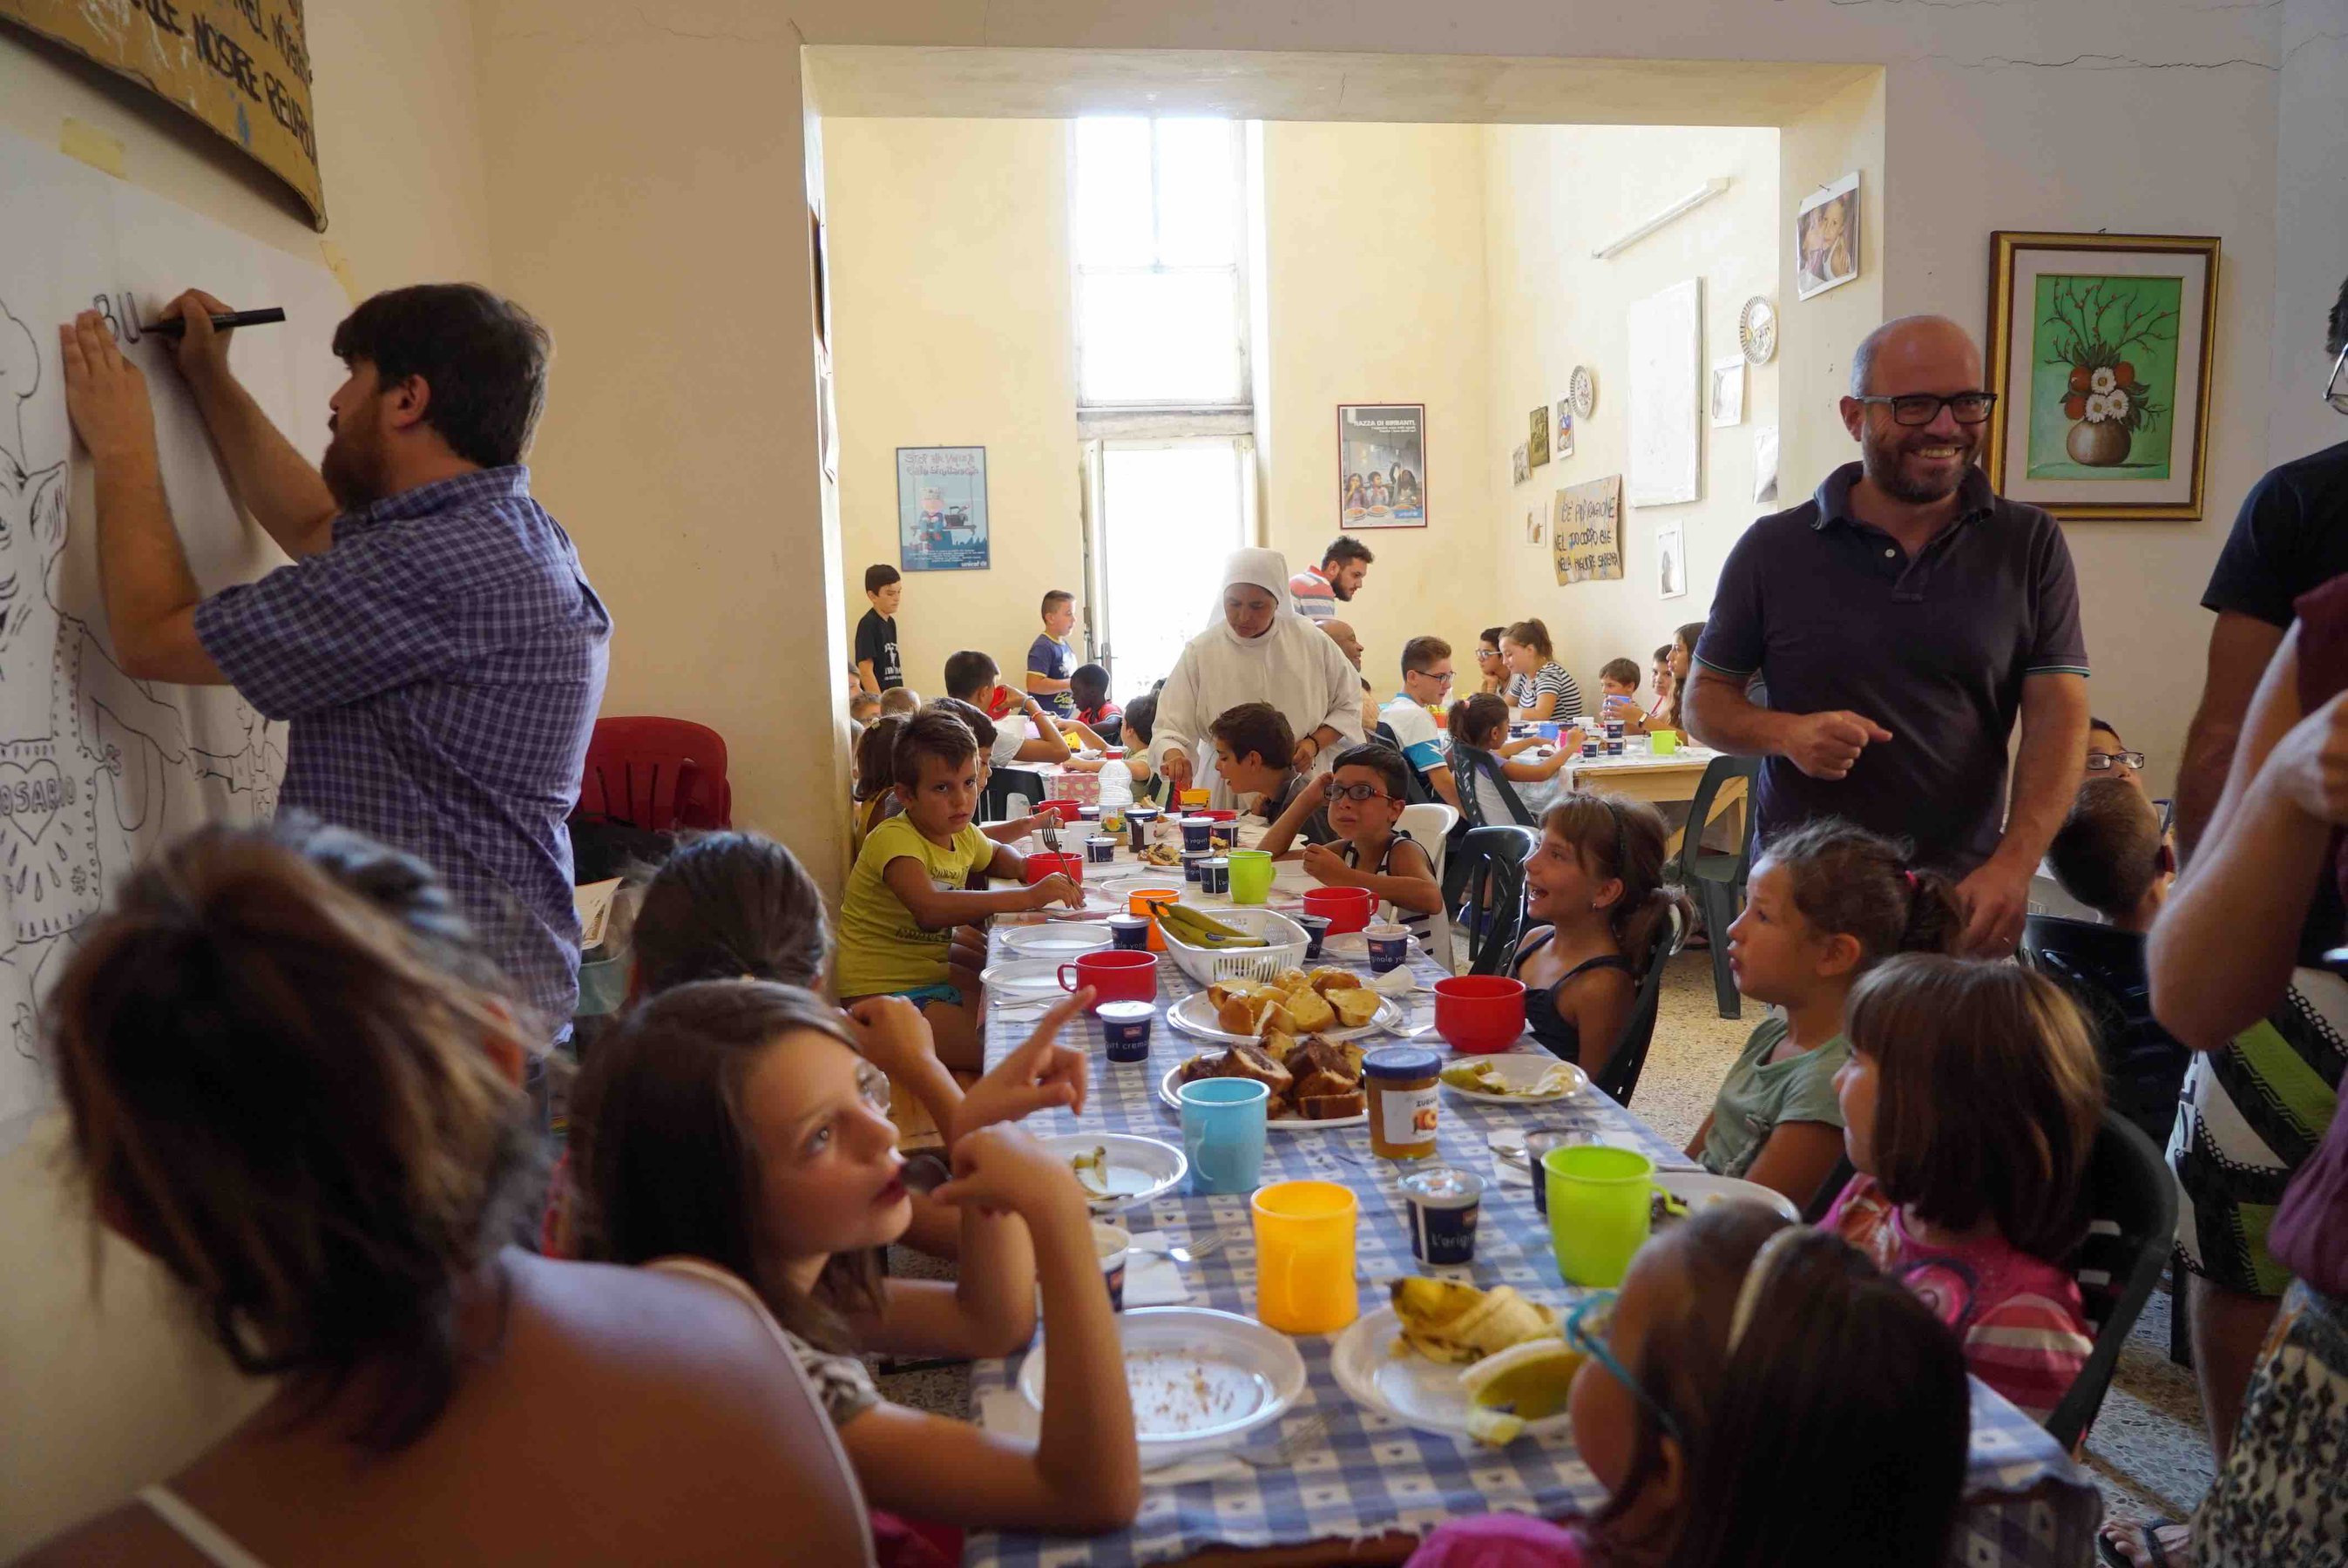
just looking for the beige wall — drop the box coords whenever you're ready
[477,11,844,887]
[0,3,497,1551]
[1258,122,1492,693]
[1481,123,1781,700]
[1776,73,1885,505]
[827,119,1085,707]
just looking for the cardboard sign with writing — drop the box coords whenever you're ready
[1553,475,1624,585]
[3,0,321,226]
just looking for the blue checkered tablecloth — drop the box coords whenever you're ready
[964,862,2101,1567]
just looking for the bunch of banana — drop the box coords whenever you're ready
[1158,903,1268,950]
[1388,1277,1560,1366]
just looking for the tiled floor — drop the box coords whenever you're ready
[883,949,2219,1538]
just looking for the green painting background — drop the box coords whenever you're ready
[2025,273,2183,481]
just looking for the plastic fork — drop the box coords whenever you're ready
[1228,1410,1334,1468]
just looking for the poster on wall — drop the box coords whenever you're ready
[1985,231,2219,520]
[0,1,323,226]
[1338,404,1426,528]
[1655,520,1687,600]
[0,122,351,1144]
[1627,278,1702,508]
[897,447,990,571]
[1553,475,1624,586]
[1795,172,1859,301]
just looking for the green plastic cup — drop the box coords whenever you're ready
[1545,1144,1660,1287]
[1649,729,1680,755]
[1227,849,1275,905]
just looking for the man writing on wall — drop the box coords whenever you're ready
[58,284,612,1044]
[1685,314,2090,956]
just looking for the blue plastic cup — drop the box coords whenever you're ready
[1180,1078,1270,1195]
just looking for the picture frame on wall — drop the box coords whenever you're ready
[1554,397,1575,460]
[1709,357,1745,428]
[1528,405,1551,468]
[1795,172,1860,301]
[1512,443,1531,485]
[1985,231,2220,520]
[897,446,990,571]
[1655,519,1687,600]
[1339,404,1428,528]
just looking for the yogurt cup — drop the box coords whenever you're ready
[1180,816,1215,853]
[1085,835,1119,865]
[1200,855,1232,895]
[1364,921,1411,973]
[1098,1000,1154,1064]
[1400,1166,1485,1267]
[1107,914,1152,951]
[1294,914,1333,963]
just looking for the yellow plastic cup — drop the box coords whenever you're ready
[1544,1144,1662,1288]
[1252,1179,1360,1335]
[1648,729,1680,756]
[1180,787,1212,809]
[1227,849,1275,905]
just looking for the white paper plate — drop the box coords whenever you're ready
[1440,1056,1588,1105]
[1000,922,1116,959]
[1018,1307,1307,1460]
[1330,1305,1574,1445]
[1158,1060,1368,1131]
[1653,1172,1802,1224]
[1036,1132,1188,1213]
[978,956,1083,1002]
[1165,990,1400,1046]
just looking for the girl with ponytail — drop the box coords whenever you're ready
[1513,792,1690,1085]
[1447,693,1581,827]
[1688,819,1965,1207]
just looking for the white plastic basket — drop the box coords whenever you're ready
[1158,906,1311,986]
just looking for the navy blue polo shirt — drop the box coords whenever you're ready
[1695,462,2089,873]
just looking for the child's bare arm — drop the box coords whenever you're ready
[1740,1121,1847,1208]
[1337,835,1442,916]
[882,857,1074,928]
[1257,776,1325,857]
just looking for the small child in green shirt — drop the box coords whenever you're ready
[836,710,1079,1069]
[1687,820,1962,1207]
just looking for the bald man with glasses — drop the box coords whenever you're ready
[1686,314,2091,957]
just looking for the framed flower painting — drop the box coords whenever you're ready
[1986,232,2219,520]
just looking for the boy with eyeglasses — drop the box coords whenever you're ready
[1380,636,1461,810]
[1264,744,1442,941]
[2083,716,2151,795]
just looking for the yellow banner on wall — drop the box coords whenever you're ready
[1,0,321,226]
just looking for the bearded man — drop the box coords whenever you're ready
[59,283,610,1043]
[1684,314,2089,956]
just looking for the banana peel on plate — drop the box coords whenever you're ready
[1458,1340,1587,1446]
[1388,1278,1560,1366]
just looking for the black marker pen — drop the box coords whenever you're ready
[142,308,288,338]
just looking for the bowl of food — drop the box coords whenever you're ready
[1432,976,1526,1054]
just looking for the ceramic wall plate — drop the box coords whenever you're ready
[1569,365,1597,419]
[1739,295,1778,364]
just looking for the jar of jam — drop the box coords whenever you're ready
[1363,1045,1441,1160]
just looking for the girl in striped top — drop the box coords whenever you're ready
[1499,618,1585,722]
[1823,956,2103,1425]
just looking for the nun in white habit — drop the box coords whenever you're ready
[1150,548,1364,802]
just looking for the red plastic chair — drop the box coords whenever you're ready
[578,717,732,832]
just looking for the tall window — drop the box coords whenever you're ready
[1073,118,1248,408]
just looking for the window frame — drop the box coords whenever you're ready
[1069,117,1253,416]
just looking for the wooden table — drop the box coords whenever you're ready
[1514,747,1743,859]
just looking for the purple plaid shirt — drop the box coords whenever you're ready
[195,467,611,1041]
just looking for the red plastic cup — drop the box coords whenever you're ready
[1036,800,1083,826]
[1056,949,1160,1008]
[1433,976,1528,1054]
[1024,852,1083,886]
[1303,885,1377,935]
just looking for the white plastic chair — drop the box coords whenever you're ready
[1396,801,1459,972]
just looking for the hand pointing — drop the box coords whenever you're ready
[1786,710,1892,781]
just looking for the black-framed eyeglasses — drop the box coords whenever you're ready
[1851,392,1999,427]
[1322,781,1394,803]
[2086,749,2147,774]
[2326,342,2348,416]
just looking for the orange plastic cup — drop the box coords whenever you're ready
[1251,1179,1359,1335]
[1128,887,1182,953]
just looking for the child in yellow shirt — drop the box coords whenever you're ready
[837,709,1079,1068]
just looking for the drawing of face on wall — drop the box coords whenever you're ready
[0,303,66,706]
